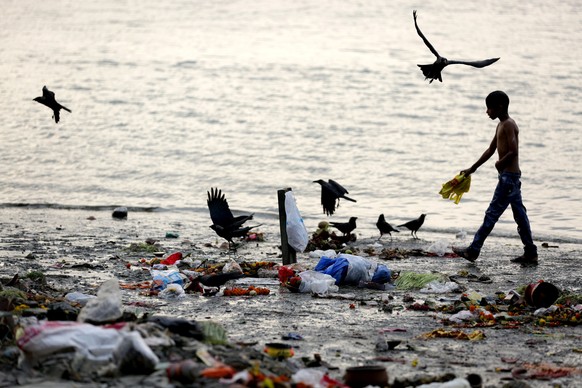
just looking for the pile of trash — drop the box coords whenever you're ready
[279,251,397,294]
[1,243,581,387]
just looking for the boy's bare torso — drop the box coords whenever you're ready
[495,118,521,173]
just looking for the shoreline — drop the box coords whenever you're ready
[1,207,581,387]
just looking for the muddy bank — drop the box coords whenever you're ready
[0,207,581,387]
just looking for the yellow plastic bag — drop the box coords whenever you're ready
[439,174,471,204]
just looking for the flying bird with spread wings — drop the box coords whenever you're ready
[207,188,258,250]
[413,10,500,83]
[313,179,357,216]
[33,86,72,123]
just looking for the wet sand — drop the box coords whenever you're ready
[0,207,581,387]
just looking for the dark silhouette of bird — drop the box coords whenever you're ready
[398,214,426,239]
[33,86,72,123]
[207,188,257,249]
[209,223,261,245]
[186,271,245,294]
[330,217,357,236]
[413,10,499,83]
[376,214,399,240]
[313,179,356,216]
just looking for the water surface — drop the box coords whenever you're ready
[1,0,580,242]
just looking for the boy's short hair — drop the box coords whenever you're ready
[486,90,509,110]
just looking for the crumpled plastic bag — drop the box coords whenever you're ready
[427,240,450,257]
[285,191,309,252]
[17,321,159,372]
[77,278,123,324]
[314,254,392,286]
[297,270,339,295]
[158,283,186,299]
[439,173,471,204]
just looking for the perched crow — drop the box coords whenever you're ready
[413,10,499,83]
[376,214,399,240]
[330,217,358,236]
[186,271,245,294]
[313,179,356,216]
[33,86,71,123]
[398,214,426,239]
[209,224,261,244]
[207,188,256,249]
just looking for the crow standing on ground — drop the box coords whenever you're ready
[330,217,358,236]
[413,10,499,83]
[186,271,245,295]
[33,86,71,123]
[313,179,356,216]
[207,188,257,249]
[376,214,400,240]
[398,214,426,239]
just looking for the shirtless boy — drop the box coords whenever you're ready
[453,91,538,265]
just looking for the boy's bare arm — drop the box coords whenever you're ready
[461,136,497,176]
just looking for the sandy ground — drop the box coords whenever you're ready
[0,207,581,387]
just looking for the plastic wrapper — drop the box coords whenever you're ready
[77,278,123,324]
[285,191,309,252]
[297,271,339,295]
[151,268,186,291]
[314,254,392,286]
[439,173,471,204]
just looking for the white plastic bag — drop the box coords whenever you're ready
[77,278,123,324]
[285,191,308,253]
[298,270,339,295]
[427,240,450,257]
[18,321,123,363]
[292,369,326,387]
[158,283,186,299]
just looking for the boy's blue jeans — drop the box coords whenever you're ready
[467,172,537,257]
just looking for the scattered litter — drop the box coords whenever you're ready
[158,283,186,299]
[426,240,450,257]
[420,281,460,293]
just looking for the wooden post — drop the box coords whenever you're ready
[278,188,297,265]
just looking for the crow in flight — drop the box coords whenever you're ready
[313,179,356,216]
[376,214,399,240]
[330,217,358,236]
[398,214,426,239]
[207,188,256,249]
[33,86,72,123]
[413,10,499,83]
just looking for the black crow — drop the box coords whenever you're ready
[398,214,426,239]
[207,188,256,249]
[313,179,356,216]
[186,271,245,294]
[209,224,261,246]
[376,214,399,240]
[330,217,357,236]
[413,10,499,83]
[33,86,72,123]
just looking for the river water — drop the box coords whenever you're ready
[1,0,580,243]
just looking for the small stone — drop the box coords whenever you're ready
[112,207,128,219]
